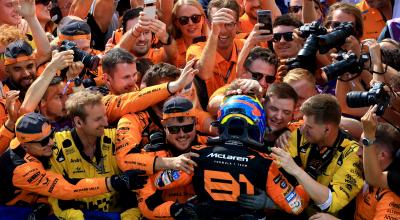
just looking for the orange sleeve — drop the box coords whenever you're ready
[266,163,309,215]
[194,108,215,134]
[0,124,14,155]
[137,175,175,220]
[13,160,109,200]
[373,191,400,220]
[116,112,157,174]
[103,83,171,123]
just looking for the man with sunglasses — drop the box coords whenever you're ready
[0,112,148,218]
[35,0,52,31]
[272,14,303,60]
[137,96,201,219]
[288,0,323,23]
[187,0,244,99]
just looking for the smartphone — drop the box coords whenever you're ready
[257,10,273,35]
[143,0,156,19]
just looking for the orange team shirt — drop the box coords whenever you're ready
[9,152,109,206]
[175,38,188,68]
[354,184,400,220]
[137,150,195,220]
[239,13,256,34]
[116,108,214,175]
[186,38,245,98]
[356,0,386,40]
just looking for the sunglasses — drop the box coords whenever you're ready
[273,32,293,42]
[288,6,302,13]
[167,124,195,134]
[177,14,202,26]
[249,70,276,84]
[29,131,54,147]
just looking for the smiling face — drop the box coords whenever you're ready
[272,25,301,59]
[265,95,295,132]
[0,0,21,25]
[209,7,238,52]
[164,116,196,153]
[107,62,138,95]
[174,4,204,40]
[243,0,261,20]
[6,58,36,91]
[75,103,108,138]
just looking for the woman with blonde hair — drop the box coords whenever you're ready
[170,0,209,68]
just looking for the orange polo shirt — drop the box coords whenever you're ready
[175,38,187,68]
[239,13,256,34]
[186,38,245,97]
[356,0,386,40]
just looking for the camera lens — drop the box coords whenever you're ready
[346,91,371,108]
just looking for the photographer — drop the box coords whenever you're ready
[56,19,103,87]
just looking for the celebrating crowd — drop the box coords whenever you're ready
[0,0,399,219]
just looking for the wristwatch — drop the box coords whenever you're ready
[361,137,375,147]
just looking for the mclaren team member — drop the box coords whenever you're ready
[157,95,309,219]
[48,91,147,220]
[116,62,216,176]
[0,112,147,213]
[137,97,201,219]
[271,94,363,218]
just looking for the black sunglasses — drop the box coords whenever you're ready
[29,131,54,147]
[273,32,293,42]
[249,70,276,84]
[289,6,302,13]
[177,14,202,26]
[167,124,195,134]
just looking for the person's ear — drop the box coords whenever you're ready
[74,116,83,127]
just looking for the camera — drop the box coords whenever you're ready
[318,22,354,54]
[322,52,369,81]
[143,131,166,152]
[287,34,320,72]
[346,82,390,116]
[298,20,327,38]
[58,40,100,77]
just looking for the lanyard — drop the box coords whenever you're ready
[223,62,235,84]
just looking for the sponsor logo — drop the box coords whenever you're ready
[206,153,249,162]
[273,174,282,184]
[48,178,59,193]
[27,171,41,183]
[285,191,296,202]
[73,167,85,174]
[70,158,82,163]
[280,180,287,189]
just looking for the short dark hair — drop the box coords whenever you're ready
[375,123,400,159]
[266,82,298,104]
[207,0,240,21]
[102,48,135,75]
[122,8,143,33]
[244,47,278,70]
[142,63,181,86]
[381,39,400,71]
[273,14,303,28]
[43,76,64,99]
[300,94,341,125]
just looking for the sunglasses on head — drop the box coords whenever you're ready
[249,70,276,84]
[177,14,202,26]
[273,32,293,42]
[167,124,195,134]
[29,131,54,147]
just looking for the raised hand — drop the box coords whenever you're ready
[18,0,36,19]
[168,59,199,94]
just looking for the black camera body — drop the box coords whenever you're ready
[58,40,100,77]
[322,52,369,81]
[298,20,327,38]
[346,82,390,116]
[144,131,167,152]
[287,34,320,72]
[318,22,354,54]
